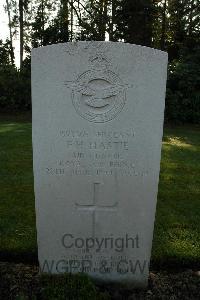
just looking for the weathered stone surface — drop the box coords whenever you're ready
[32,41,168,287]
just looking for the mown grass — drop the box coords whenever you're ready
[0,115,199,268]
[0,116,37,261]
[152,126,200,268]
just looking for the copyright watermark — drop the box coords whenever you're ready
[62,233,139,252]
[40,258,149,275]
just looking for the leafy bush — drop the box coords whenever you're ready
[0,40,31,112]
[165,47,200,124]
[0,60,31,112]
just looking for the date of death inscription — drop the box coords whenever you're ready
[45,128,148,177]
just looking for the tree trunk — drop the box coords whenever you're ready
[6,0,14,64]
[188,0,195,36]
[41,0,45,45]
[99,0,108,40]
[19,0,23,69]
[110,0,116,41]
[61,0,69,42]
[103,0,108,40]
[70,0,73,41]
[160,0,167,50]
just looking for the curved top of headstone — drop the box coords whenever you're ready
[32,41,167,123]
[32,40,168,57]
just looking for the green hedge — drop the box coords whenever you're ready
[0,59,31,112]
[165,47,200,124]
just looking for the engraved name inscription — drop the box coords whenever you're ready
[45,128,148,178]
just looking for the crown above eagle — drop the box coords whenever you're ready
[89,52,110,69]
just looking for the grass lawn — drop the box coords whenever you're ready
[0,114,36,262]
[0,115,200,268]
[152,125,200,268]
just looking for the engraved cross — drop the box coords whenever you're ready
[75,182,118,237]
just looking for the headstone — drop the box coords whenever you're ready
[32,41,168,287]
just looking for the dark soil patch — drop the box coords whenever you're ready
[1,262,200,299]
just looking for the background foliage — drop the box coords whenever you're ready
[0,0,199,123]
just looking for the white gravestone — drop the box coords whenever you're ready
[32,41,168,287]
